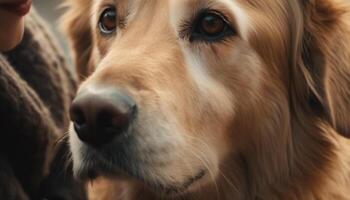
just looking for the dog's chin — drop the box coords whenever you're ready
[73,153,207,197]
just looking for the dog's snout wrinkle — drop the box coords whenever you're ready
[70,88,137,148]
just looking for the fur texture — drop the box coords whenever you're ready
[62,0,350,199]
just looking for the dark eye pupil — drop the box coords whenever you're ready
[99,8,116,33]
[200,14,225,35]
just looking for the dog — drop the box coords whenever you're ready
[61,0,350,199]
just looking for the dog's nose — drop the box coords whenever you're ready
[70,88,137,147]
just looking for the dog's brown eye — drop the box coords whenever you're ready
[200,14,225,36]
[191,11,234,42]
[99,8,117,34]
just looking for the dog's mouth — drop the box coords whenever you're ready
[74,148,207,196]
[147,169,206,195]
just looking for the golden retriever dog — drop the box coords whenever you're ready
[61,0,350,199]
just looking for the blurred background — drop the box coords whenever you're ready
[33,0,68,52]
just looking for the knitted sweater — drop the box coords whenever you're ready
[0,9,83,199]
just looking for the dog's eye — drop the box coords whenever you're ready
[99,8,117,34]
[191,11,234,42]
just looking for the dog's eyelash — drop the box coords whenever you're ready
[178,8,209,40]
[179,20,195,40]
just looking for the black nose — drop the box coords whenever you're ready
[70,88,137,147]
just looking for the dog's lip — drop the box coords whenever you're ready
[75,143,207,195]
[157,169,206,195]
[80,168,100,180]
[75,152,206,195]
[75,160,128,181]
[73,148,113,180]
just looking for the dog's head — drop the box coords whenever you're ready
[62,0,350,197]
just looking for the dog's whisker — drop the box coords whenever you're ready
[180,136,220,199]
[219,170,239,193]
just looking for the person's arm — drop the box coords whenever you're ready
[0,8,83,199]
[0,55,59,196]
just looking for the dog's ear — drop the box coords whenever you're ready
[61,0,95,81]
[292,0,350,137]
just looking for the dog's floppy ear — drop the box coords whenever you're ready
[293,0,350,137]
[61,0,95,81]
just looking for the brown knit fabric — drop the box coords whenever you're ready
[0,156,29,200]
[0,8,79,199]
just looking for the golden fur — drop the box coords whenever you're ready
[61,0,350,199]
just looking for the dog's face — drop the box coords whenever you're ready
[64,0,349,197]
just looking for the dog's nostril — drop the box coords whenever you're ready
[70,107,86,126]
[70,105,90,142]
[73,121,87,137]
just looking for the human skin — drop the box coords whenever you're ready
[0,0,32,52]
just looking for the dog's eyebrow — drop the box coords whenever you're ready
[117,0,139,27]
